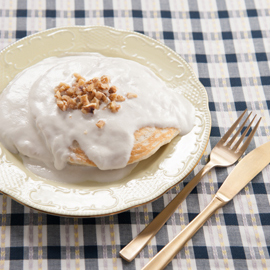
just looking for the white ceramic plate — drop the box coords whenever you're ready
[0,26,211,217]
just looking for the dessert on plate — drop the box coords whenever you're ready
[0,53,195,182]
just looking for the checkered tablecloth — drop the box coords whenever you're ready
[0,0,270,269]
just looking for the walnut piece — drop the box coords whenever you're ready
[116,95,125,102]
[81,103,96,114]
[80,95,89,106]
[109,93,117,101]
[101,75,110,84]
[126,92,137,99]
[108,101,121,113]
[96,120,105,128]
[109,85,117,93]
[57,100,67,111]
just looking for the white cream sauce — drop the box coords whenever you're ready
[0,53,195,182]
[21,156,138,183]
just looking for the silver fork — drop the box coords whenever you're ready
[120,109,261,262]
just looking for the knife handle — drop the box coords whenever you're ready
[120,161,216,262]
[142,196,227,270]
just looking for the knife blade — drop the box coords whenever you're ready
[142,141,270,270]
[216,140,270,202]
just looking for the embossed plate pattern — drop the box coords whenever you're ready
[0,26,211,217]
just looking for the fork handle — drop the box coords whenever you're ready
[119,160,216,262]
[141,196,227,270]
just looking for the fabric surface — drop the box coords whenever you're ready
[0,0,270,269]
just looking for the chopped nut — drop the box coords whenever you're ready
[66,87,75,96]
[95,92,108,103]
[81,103,96,114]
[78,78,85,86]
[62,95,77,109]
[101,94,108,103]
[87,89,96,100]
[60,82,69,87]
[99,83,109,90]
[91,97,100,109]
[96,120,105,129]
[116,95,125,102]
[61,95,70,101]
[57,100,67,111]
[109,93,117,101]
[95,91,103,100]
[86,83,94,92]
[100,75,110,84]
[67,98,77,109]
[57,82,70,92]
[126,92,137,99]
[84,130,88,134]
[75,88,83,96]
[61,86,68,92]
[108,101,121,113]
[80,95,90,106]
[94,80,102,90]
[85,79,93,84]
[55,91,61,99]
[75,97,83,109]
[109,85,117,93]
[74,73,84,80]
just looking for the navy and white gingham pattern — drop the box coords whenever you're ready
[0,0,270,269]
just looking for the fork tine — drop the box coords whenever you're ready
[234,117,261,152]
[232,114,256,150]
[226,112,252,147]
[221,109,247,143]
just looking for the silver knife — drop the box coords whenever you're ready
[142,141,270,270]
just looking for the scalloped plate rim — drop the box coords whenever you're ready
[0,25,211,217]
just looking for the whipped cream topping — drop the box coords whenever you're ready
[0,53,195,182]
